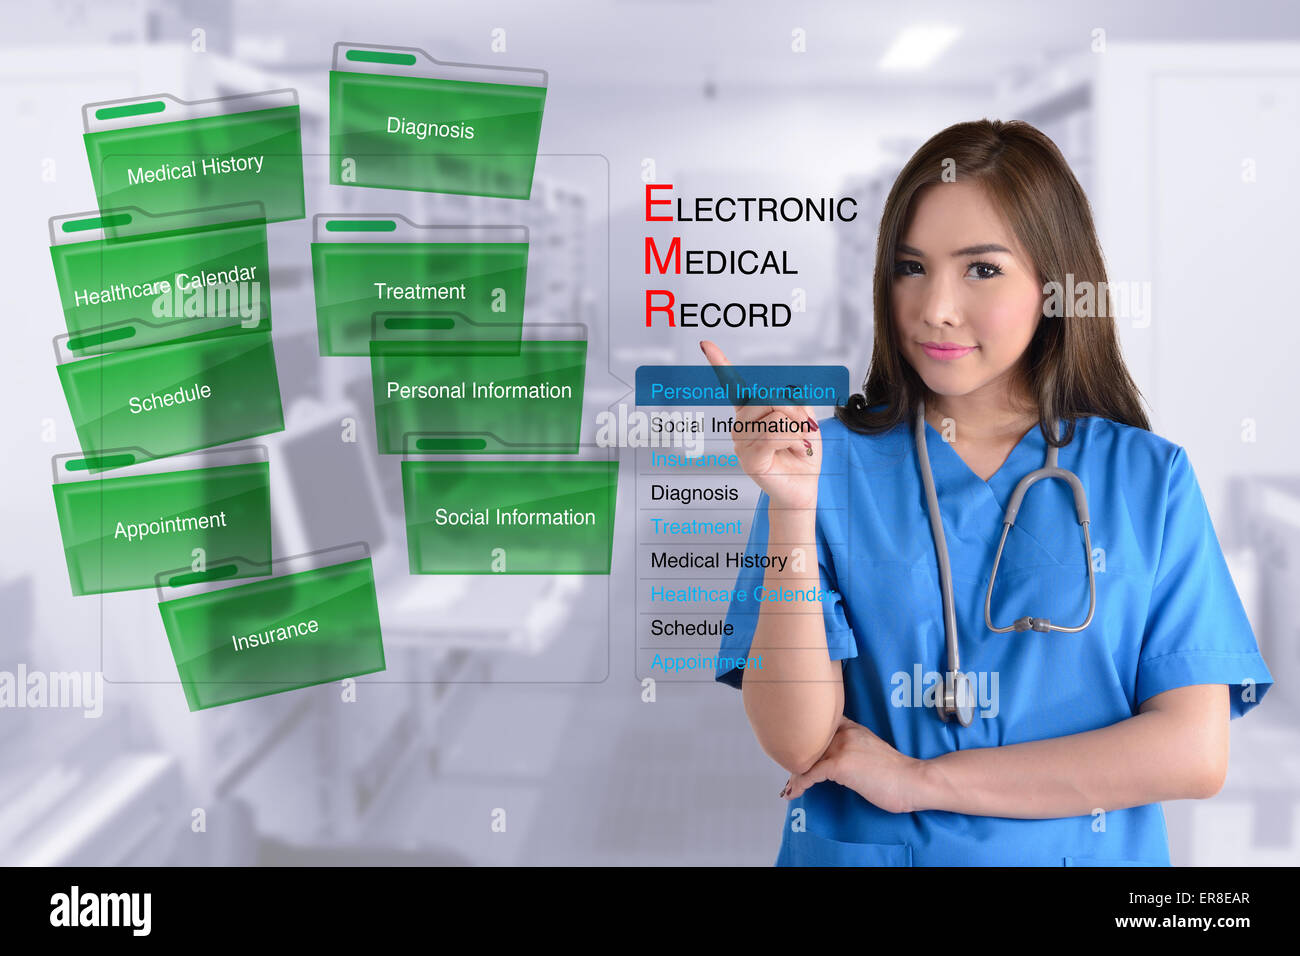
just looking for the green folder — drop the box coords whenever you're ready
[56,318,285,466]
[401,459,618,573]
[50,206,271,347]
[370,329,587,455]
[51,446,272,596]
[329,42,547,200]
[83,90,305,228]
[310,215,527,356]
[157,547,385,711]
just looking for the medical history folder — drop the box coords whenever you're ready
[50,205,272,345]
[55,318,285,466]
[51,445,272,596]
[329,42,547,199]
[82,89,305,228]
[310,215,527,356]
[157,545,385,711]
[400,459,618,574]
[369,323,587,455]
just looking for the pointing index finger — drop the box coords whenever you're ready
[699,339,730,368]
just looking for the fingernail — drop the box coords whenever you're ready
[699,341,706,355]
[807,417,819,432]
[779,779,790,797]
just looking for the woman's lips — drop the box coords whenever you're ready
[921,343,976,361]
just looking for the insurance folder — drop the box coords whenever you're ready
[310,215,528,356]
[157,544,386,711]
[50,205,272,345]
[401,459,618,574]
[55,317,285,465]
[329,42,547,199]
[82,89,305,227]
[51,445,272,596]
[369,323,587,455]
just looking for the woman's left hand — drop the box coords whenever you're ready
[782,715,926,814]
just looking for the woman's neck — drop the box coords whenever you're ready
[923,390,1039,444]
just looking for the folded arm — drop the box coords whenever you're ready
[784,683,1231,817]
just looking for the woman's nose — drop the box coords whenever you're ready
[918,270,960,327]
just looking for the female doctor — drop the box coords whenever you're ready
[705,118,1273,867]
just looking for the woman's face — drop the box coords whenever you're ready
[891,180,1043,409]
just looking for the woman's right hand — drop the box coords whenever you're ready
[700,340,822,511]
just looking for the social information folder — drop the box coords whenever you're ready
[50,205,272,345]
[157,544,385,711]
[82,90,305,227]
[51,445,272,596]
[55,317,285,466]
[310,215,527,356]
[401,459,618,574]
[329,42,547,199]
[370,323,588,455]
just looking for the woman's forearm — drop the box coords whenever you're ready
[911,685,1230,818]
[741,505,844,775]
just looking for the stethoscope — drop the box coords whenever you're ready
[914,400,1097,726]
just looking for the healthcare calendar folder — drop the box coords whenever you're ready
[51,445,272,596]
[329,42,547,199]
[55,317,285,466]
[310,215,528,356]
[156,544,386,711]
[50,205,272,345]
[369,322,587,455]
[82,89,305,227]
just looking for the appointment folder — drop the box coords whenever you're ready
[310,215,528,356]
[157,544,386,711]
[329,42,547,199]
[51,445,272,596]
[82,89,305,227]
[55,317,285,466]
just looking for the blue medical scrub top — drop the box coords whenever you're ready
[716,411,1273,867]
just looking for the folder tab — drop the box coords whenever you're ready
[50,205,272,346]
[83,90,305,227]
[157,545,386,711]
[55,319,285,466]
[401,460,618,574]
[311,215,527,356]
[329,42,547,199]
[370,324,587,455]
[51,445,272,596]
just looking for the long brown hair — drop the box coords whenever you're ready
[835,118,1150,445]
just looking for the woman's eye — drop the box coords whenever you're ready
[967,261,1003,279]
[893,260,924,277]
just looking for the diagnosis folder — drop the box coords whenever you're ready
[329,43,547,199]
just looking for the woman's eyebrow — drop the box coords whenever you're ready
[894,242,1013,257]
[952,243,1012,256]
